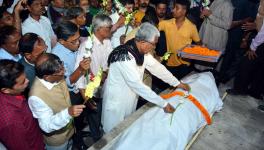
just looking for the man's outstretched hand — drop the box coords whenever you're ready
[177,83,191,92]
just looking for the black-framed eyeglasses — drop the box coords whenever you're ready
[144,40,157,48]
[66,38,80,45]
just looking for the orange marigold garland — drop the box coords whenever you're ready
[161,91,212,125]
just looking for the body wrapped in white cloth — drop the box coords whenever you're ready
[107,72,223,150]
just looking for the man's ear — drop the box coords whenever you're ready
[43,75,51,82]
[59,39,66,45]
[27,5,32,12]
[1,88,12,94]
[24,53,32,61]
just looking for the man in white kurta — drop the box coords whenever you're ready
[102,23,190,133]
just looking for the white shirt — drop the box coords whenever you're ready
[22,15,55,53]
[250,19,264,51]
[110,12,133,48]
[75,36,113,89]
[28,78,72,133]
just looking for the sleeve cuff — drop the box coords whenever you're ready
[65,76,75,88]
[250,44,257,51]
[62,108,72,121]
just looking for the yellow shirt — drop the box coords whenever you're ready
[134,11,145,27]
[158,18,200,67]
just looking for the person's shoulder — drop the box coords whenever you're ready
[185,18,197,28]
[40,16,52,25]
[51,43,63,54]
[161,18,175,24]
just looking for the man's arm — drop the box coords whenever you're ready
[115,60,167,107]
[145,54,180,87]
[28,96,85,133]
[250,21,264,51]
[145,54,191,91]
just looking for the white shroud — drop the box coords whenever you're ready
[108,72,223,150]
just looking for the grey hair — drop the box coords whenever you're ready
[92,14,113,33]
[135,23,160,42]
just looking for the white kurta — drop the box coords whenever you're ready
[199,0,233,52]
[102,53,180,133]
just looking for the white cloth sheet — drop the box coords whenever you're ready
[108,72,223,150]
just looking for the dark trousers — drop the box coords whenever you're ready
[70,91,103,142]
[233,43,264,95]
[152,64,193,93]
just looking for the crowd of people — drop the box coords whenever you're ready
[0,0,263,149]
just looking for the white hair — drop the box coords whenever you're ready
[135,22,160,42]
[92,14,113,33]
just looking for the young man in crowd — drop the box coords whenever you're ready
[22,0,57,53]
[158,0,200,79]
[0,25,21,61]
[155,0,171,22]
[47,0,66,25]
[19,33,47,88]
[0,59,45,150]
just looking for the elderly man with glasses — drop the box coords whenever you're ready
[28,53,86,150]
[102,23,191,133]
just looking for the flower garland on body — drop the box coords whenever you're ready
[161,90,212,126]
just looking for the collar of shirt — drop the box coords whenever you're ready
[24,57,35,66]
[0,48,22,61]
[39,78,59,90]
[56,42,77,54]
[27,15,45,23]
[0,92,25,108]
[172,18,189,29]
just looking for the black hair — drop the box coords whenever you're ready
[0,6,7,19]
[27,0,38,6]
[53,20,78,41]
[141,13,159,26]
[19,33,39,54]
[0,25,17,47]
[119,0,135,6]
[174,0,190,14]
[155,0,168,6]
[65,7,84,20]
[35,53,63,78]
[0,59,24,89]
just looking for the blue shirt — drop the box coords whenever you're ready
[52,43,77,91]
[0,48,21,62]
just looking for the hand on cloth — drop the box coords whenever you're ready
[163,103,175,113]
[176,82,191,92]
